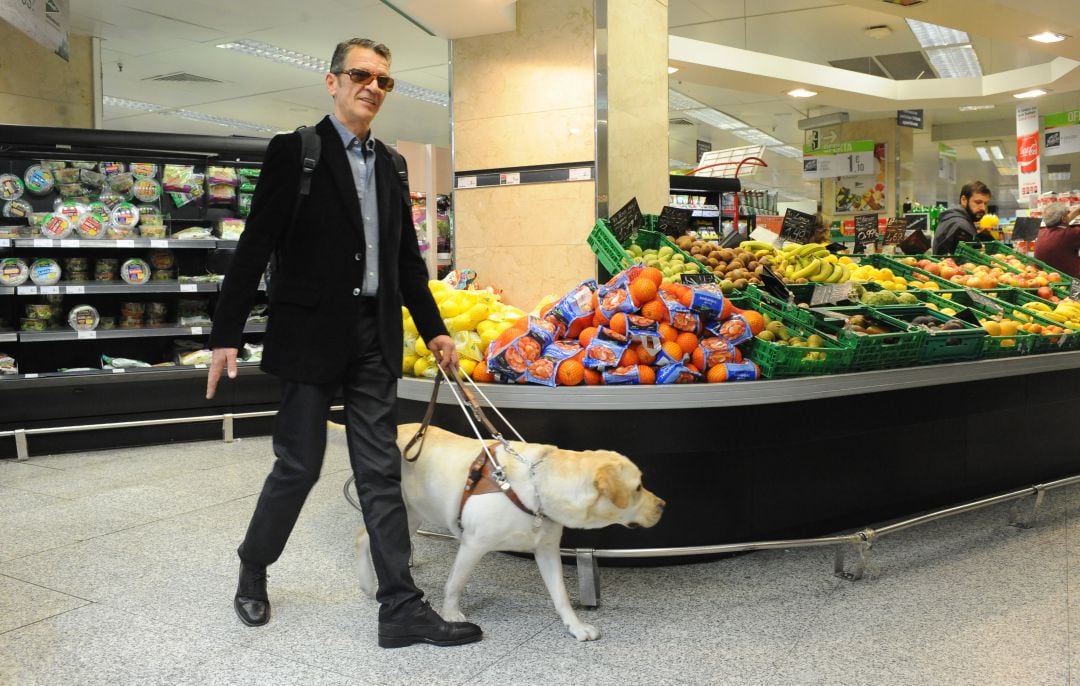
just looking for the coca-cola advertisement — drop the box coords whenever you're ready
[1016,105,1042,203]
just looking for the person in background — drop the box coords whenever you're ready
[205,37,482,649]
[1033,202,1080,278]
[931,180,992,255]
[810,213,845,254]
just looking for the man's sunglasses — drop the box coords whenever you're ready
[334,68,395,92]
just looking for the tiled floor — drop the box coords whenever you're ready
[1,432,1078,685]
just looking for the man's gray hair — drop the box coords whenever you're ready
[330,38,391,73]
[1043,202,1070,228]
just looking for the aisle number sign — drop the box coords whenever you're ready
[1044,109,1080,158]
[802,140,875,180]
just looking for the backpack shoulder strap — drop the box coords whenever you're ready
[296,125,321,198]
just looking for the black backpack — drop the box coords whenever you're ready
[265,125,410,297]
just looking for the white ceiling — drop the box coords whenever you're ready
[64,0,1080,211]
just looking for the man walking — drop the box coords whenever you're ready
[931,180,992,255]
[206,38,482,648]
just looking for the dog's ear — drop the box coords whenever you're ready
[594,463,631,509]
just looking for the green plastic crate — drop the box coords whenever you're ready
[740,300,853,378]
[872,305,987,364]
[971,290,1080,352]
[958,241,1073,286]
[809,305,926,370]
[630,228,713,283]
[587,219,634,274]
[855,254,958,291]
[739,284,818,328]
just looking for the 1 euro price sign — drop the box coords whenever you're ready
[802,140,876,180]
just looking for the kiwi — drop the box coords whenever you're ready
[719,249,735,262]
[733,278,749,290]
[747,261,759,271]
[708,251,722,261]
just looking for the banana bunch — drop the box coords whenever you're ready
[782,243,850,284]
[1025,299,1080,330]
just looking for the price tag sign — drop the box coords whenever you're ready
[499,172,520,186]
[969,290,1003,314]
[680,273,716,285]
[17,286,38,295]
[116,239,136,248]
[1012,217,1041,242]
[884,218,907,247]
[33,239,52,248]
[23,373,39,379]
[111,368,126,374]
[179,283,198,292]
[194,363,208,369]
[77,330,97,339]
[904,213,928,234]
[190,326,204,335]
[657,206,693,236]
[759,265,792,301]
[810,282,857,307]
[66,285,85,294]
[40,286,60,295]
[568,167,592,181]
[0,239,10,248]
[609,197,645,243]
[778,208,816,244]
[853,214,879,252]
[1068,280,1080,302]
[60,239,79,248]
[150,239,169,248]
[456,176,477,189]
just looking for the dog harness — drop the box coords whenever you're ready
[459,443,537,526]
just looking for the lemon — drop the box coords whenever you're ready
[466,303,489,325]
[476,320,495,336]
[438,299,463,319]
[413,357,430,377]
[415,338,430,356]
[402,354,418,375]
[403,316,418,336]
[480,329,500,350]
[458,359,477,377]
[450,313,473,332]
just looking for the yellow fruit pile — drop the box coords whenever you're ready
[847,265,927,291]
[1022,299,1080,330]
[403,280,526,378]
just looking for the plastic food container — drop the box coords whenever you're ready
[40,214,73,239]
[79,168,105,188]
[107,173,135,195]
[107,223,137,239]
[99,162,125,176]
[53,167,81,184]
[120,258,150,285]
[151,269,176,281]
[119,315,144,329]
[133,178,161,203]
[0,173,25,201]
[0,257,29,286]
[25,303,53,319]
[74,212,108,239]
[130,163,158,179]
[2,199,32,218]
[20,317,48,331]
[23,165,55,195]
[120,302,146,316]
[98,191,123,208]
[148,249,174,270]
[28,212,49,227]
[70,161,97,170]
[67,304,100,331]
[147,302,168,318]
[67,272,91,282]
[94,258,119,281]
[29,258,62,286]
[63,256,91,272]
[98,316,115,330]
[110,202,140,229]
[41,160,67,172]
[55,200,85,219]
[138,224,167,238]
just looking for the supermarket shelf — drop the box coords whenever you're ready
[0,331,17,343]
[12,238,223,249]
[18,321,264,343]
[397,348,1080,411]
[668,204,719,211]
[0,286,13,295]
[13,280,218,295]
[0,361,262,384]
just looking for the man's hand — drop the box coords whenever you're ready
[206,347,239,399]
[426,335,459,374]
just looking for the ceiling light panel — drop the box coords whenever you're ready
[1014,89,1047,99]
[216,39,448,107]
[668,89,706,111]
[104,96,274,133]
[975,145,992,162]
[1028,32,1067,44]
[733,129,783,147]
[926,45,982,78]
[959,104,996,111]
[787,88,817,98]
[684,108,749,130]
[906,18,970,48]
[769,145,803,159]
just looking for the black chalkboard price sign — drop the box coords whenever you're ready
[759,264,792,301]
[680,272,715,285]
[609,197,645,242]
[883,218,907,246]
[657,205,694,236]
[1012,217,1042,242]
[854,214,879,252]
[905,213,929,234]
[779,208,816,244]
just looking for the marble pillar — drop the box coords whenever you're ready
[0,27,94,128]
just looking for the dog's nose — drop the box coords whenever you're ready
[658,499,666,510]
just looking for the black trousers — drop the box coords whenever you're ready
[239,301,421,619]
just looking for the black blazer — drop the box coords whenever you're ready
[209,116,446,383]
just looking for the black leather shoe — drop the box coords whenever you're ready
[378,601,482,648]
[234,561,270,627]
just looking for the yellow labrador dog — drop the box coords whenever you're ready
[351,423,665,641]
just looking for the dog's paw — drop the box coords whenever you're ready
[567,622,601,641]
[440,607,467,623]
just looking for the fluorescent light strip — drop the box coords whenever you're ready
[684,108,749,130]
[959,104,996,111]
[768,145,803,159]
[668,88,706,111]
[1029,31,1067,44]
[103,95,275,133]
[975,145,992,162]
[926,45,982,78]
[734,129,783,147]
[906,18,970,48]
[217,39,448,107]
[787,88,816,98]
[1014,89,1047,99]
[990,144,1005,160]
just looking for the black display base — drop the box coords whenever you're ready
[399,366,1080,562]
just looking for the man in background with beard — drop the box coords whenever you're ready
[932,180,992,255]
